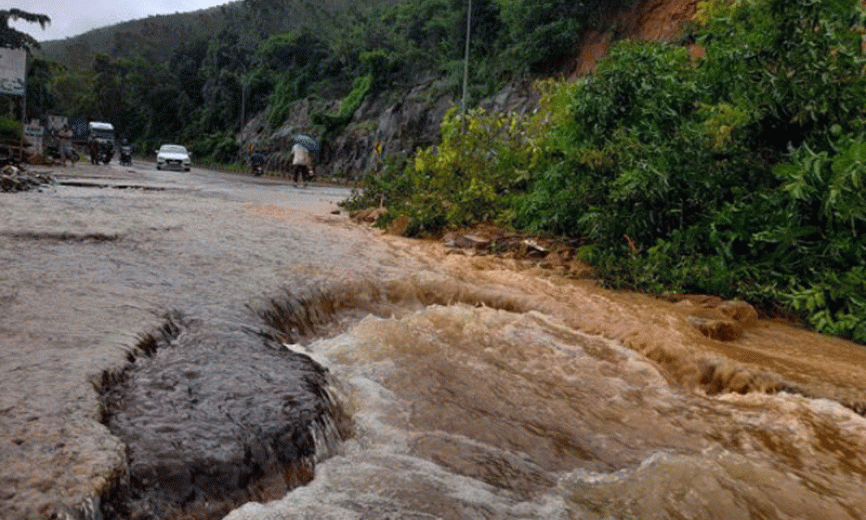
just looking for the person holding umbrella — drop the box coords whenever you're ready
[290,134,319,187]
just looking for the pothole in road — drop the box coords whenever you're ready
[58,181,168,191]
[1,230,121,242]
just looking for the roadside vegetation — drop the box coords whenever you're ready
[346,0,866,343]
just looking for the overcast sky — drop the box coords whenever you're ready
[9,0,233,42]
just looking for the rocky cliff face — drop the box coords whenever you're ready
[243,0,699,179]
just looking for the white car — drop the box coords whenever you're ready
[156,144,191,171]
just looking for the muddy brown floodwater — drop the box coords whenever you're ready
[2,162,866,520]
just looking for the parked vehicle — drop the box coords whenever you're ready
[156,144,191,171]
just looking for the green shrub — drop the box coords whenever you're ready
[312,74,372,140]
[267,73,307,129]
[513,0,866,341]
[392,103,552,234]
[189,131,239,164]
[0,117,22,140]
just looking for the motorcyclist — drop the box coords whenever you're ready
[119,139,132,166]
[250,151,266,176]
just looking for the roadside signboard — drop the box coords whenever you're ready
[23,121,44,155]
[47,115,68,132]
[0,47,27,96]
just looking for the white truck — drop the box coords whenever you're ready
[87,121,115,164]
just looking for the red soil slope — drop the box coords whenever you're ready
[570,0,700,79]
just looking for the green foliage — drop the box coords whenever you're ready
[374,103,552,234]
[0,117,22,140]
[341,154,412,211]
[515,42,714,242]
[189,131,239,163]
[510,0,866,341]
[41,0,636,152]
[0,8,50,50]
[312,74,372,139]
[497,0,633,74]
[267,73,307,129]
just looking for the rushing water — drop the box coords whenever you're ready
[2,165,866,519]
[220,268,866,520]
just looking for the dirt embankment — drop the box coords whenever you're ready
[570,0,701,78]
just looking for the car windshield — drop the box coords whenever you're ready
[160,145,187,154]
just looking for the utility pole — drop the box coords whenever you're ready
[220,51,248,132]
[461,0,472,123]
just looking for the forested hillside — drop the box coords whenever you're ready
[23,0,637,165]
[38,0,404,69]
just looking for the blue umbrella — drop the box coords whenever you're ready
[291,134,320,153]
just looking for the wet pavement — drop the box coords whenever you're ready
[0,161,381,519]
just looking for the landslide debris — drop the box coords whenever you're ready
[1,165,53,192]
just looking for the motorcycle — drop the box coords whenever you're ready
[119,146,133,166]
[90,140,113,165]
[45,143,80,165]
[250,152,266,177]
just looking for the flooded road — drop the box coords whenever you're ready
[2,161,866,519]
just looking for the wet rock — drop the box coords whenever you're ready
[100,305,351,520]
[443,232,491,250]
[688,315,742,341]
[717,300,759,327]
[0,165,53,192]
[241,80,541,179]
[443,233,475,249]
[386,214,411,236]
[349,207,385,223]
[521,239,548,256]
[679,297,758,341]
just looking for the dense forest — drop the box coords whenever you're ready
[4,0,866,343]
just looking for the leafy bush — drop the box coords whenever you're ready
[511,0,866,341]
[0,117,22,140]
[311,74,372,140]
[341,154,412,212]
[267,73,308,129]
[378,103,553,234]
[188,131,239,164]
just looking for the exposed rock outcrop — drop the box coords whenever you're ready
[242,80,543,179]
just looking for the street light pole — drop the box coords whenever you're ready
[240,75,247,132]
[461,0,472,118]
[219,51,248,132]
